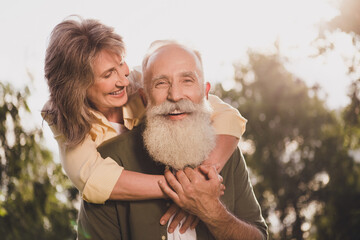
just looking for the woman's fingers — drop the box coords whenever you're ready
[158,180,181,206]
[164,168,184,195]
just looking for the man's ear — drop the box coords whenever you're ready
[205,82,211,99]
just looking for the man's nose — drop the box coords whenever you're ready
[167,84,183,102]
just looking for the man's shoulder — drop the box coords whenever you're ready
[222,147,243,170]
[220,147,248,183]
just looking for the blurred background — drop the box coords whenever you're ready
[1,0,359,239]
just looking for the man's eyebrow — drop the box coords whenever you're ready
[151,75,169,82]
[180,71,198,79]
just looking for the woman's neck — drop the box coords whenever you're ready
[102,107,124,124]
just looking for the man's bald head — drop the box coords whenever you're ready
[141,40,209,110]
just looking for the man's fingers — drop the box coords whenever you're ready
[204,165,220,182]
[214,163,221,172]
[220,183,226,196]
[168,209,187,233]
[199,164,211,175]
[179,214,197,234]
[200,165,223,183]
[218,174,223,183]
[160,203,179,226]
[183,167,198,183]
[175,169,191,186]
[190,217,200,230]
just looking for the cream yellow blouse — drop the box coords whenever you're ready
[44,93,247,204]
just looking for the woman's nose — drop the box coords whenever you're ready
[115,76,129,87]
[115,62,130,87]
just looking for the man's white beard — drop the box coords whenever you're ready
[143,99,216,170]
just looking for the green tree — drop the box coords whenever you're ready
[214,50,360,239]
[321,0,360,118]
[311,1,360,238]
[0,82,78,239]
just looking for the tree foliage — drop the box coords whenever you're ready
[328,0,360,36]
[214,50,360,239]
[0,82,77,239]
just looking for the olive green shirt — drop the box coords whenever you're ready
[77,124,268,240]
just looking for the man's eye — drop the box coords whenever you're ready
[155,81,168,88]
[184,78,194,83]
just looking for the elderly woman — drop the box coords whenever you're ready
[42,16,246,231]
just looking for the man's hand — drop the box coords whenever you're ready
[158,165,224,220]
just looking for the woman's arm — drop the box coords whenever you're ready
[59,133,168,202]
[203,135,239,171]
[203,94,247,170]
[45,114,166,203]
[109,170,166,200]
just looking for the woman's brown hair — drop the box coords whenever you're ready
[43,16,125,146]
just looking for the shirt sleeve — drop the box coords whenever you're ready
[208,94,247,138]
[48,124,123,204]
[233,149,268,239]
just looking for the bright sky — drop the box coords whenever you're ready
[0,0,353,157]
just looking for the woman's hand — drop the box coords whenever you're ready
[160,203,200,233]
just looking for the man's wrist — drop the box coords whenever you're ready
[199,199,226,223]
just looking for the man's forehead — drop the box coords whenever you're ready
[151,70,200,80]
[149,47,201,72]
[149,45,198,65]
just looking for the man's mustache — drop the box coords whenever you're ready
[148,99,198,116]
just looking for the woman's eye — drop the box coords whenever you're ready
[104,70,116,79]
[104,72,112,78]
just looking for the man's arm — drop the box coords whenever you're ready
[158,166,264,240]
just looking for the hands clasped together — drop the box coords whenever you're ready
[158,165,225,234]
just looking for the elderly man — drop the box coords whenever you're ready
[77,41,268,240]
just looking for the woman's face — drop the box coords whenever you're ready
[87,49,129,114]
